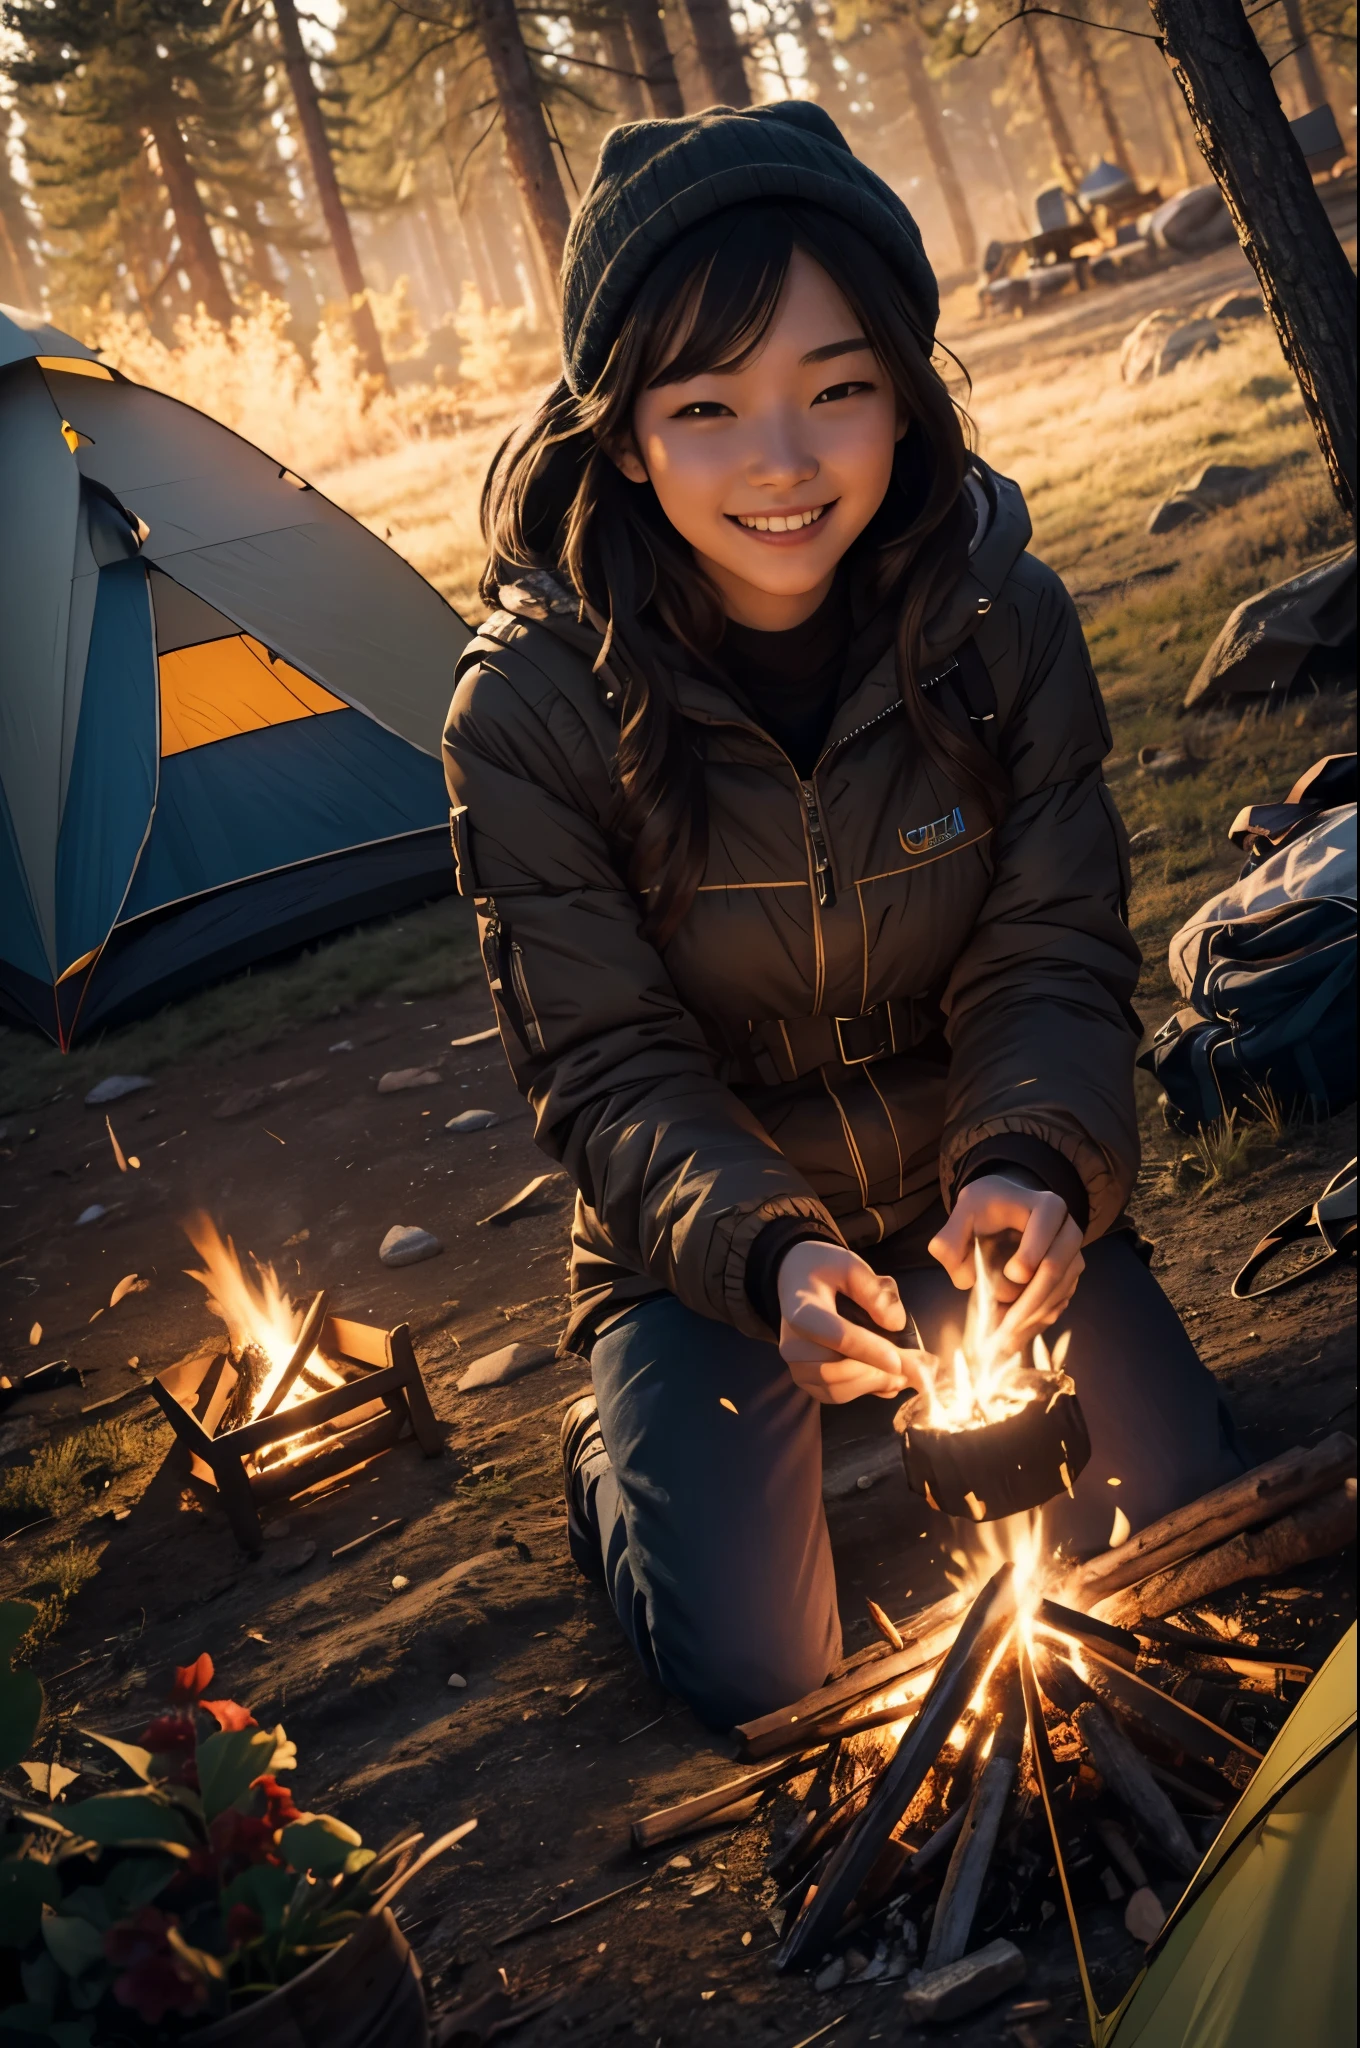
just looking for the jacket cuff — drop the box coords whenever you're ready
[712,1195,845,1341]
[953,1136,1091,1233]
[745,1217,844,1334]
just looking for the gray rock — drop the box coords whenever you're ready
[901,1939,1026,2024]
[214,1086,267,1120]
[1207,287,1263,321]
[1138,744,1198,780]
[85,1076,153,1107]
[268,1538,317,1576]
[445,1108,501,1133]
[813,1956,846,1992]
[1181,460,1272,508]
[1127,826,1164,854]
[1147,493,1204,535]
[1125,1886,1166,1944]
[377,1067,442,1094]
[379,1225,444,1268]
[76,1204,109,1227]
[1121,309,1221,385]
[456,1341,555,1392]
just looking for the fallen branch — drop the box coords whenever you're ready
[924,1666,1025,1972]
[1072,1701,1199,1878]
[1069,1433,1356,1607]
[735,1596,963,1759]
[630,1751,820,1852]
[1093,1479,1357,1628]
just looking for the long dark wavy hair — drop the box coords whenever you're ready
[481,201,1007,947]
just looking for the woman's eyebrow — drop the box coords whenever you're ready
[801,336,874,366]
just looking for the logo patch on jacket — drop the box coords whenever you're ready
[899,806,966,856]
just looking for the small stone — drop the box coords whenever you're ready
[884,1943,912,1980]
[328,1040,354,1053]
[1138,743,1197,780]
[901,1939,1026,2024]
[844,1948,870,1978]
[445,1108,501,1133]
[456,1341,554,1391]
[214,1086,267,1120]
[1147,493,1204,535]
[667,1855,692,1871]
[377,1067,442,1094]
[1125,1886,1166,1944]
[1127,826,1164,854]
[268,1539,316,1575]
[447,1672,468,1689]
[741,1931,752,1947]
[813,1956,846,1992]
[85,1076,153,1106]
[391,1574,410,1591]
[76,1204,108,1227]
[855,1472,875,1491]
[1207,287,1263,320]
[690,1876,721,1898]
[379,1225,443,1268]
[270,1068,325,1097]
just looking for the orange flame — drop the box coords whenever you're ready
[913,1257,1075,1433]
[183,1213,343,1424]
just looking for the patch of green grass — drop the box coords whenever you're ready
[0,1417,159,1522]
[18,1541,101,1655]
[0,895,480,1114]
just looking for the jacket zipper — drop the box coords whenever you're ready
[801,781,836,910]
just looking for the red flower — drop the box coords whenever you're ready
[105,1908,207,2025]
[202,1697,257,1733]
[225,1903,264,1947]
[171,1654,215,1703]
[141,1712,195,1756]
[254,1773,301,1830]
[209,1806,278,1878]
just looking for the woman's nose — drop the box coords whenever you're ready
[743,414,818,491]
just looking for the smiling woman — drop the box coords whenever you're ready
[445,102,1240,1731]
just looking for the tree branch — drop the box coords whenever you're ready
[958,4,1163,60]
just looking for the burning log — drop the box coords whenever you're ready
[734,1593,964,1760]
[1092,1481,1357,1628]
[776,1564,1017,1970]
[630,1752,821,1853]
[1072,1645,1261,1776]
[924,1666,1025,1972]
[1071,1702,1199,1878]
[258,1289,330,1419]
[1138,1620,1313,1684]
[1068,1432,1356,1609]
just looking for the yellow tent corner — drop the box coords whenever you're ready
[1103,1623,1357,2048]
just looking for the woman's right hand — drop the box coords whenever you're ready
[777,1240,932,1404]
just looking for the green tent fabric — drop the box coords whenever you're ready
[1103,1623,1356,2048]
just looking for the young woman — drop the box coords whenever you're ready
[444,102,1237,1730]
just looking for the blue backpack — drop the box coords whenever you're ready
[1139,755,1356,1133]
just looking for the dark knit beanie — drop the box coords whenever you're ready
[561,100,939,396]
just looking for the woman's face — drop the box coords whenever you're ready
[615,247,904,631]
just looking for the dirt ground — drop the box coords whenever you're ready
[2,236,1357,2048]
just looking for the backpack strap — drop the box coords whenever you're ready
[920,636,1001,755]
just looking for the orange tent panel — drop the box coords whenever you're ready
[159,634,348,757]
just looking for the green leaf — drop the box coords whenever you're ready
[75,1729,153,1785]
[195,1726,288,1822]
[164,1926,225,1986]
[0,1603,44,1773]
[0,1863,62,1948]
[39,1916,104,1979]
[99,1858,176,1920]
[222,1864,295,1938]
[279,1816,363,1879]
[59,1793,198,1852]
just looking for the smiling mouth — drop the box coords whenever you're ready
[729,504,832,533]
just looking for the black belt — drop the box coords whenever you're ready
[727,995,944,1087]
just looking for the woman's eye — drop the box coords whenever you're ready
[812,380,874,405]
[671,400,734,419]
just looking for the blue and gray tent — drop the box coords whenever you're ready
[0,303,470,1047]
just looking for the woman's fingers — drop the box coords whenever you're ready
[993,1228,1085,1353]
[838,1259,907,1332]
[785,1352,913,1405]
[787,1299,913,1382]
[1002,1194,1071,1289]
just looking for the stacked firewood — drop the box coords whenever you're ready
[630,1434,1356,2026]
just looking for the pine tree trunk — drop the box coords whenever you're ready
[1061,17,1135,176]
[146,105,237,328]
[1019,15,1084,190]
[474,0,573,279]
[602,17,646,121]
[1279,0,1327,113]
[899,25,977,272]
[625,0,685,117]
[273,0,388,386]
[793,0,841,107]
[1148,0,1356,515]
[684,0,750,108]
[0,151,41,307]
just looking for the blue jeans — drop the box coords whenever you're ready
[582,1233,1238,1729]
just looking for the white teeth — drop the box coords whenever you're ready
[735,506,825,532]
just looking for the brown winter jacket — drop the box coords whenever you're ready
[443,462,1141,1348]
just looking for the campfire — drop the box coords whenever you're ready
[628,1276,1357,2030]
[151,1215,443,1551]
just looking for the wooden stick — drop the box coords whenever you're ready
[1137,1619,1313,1684]
[1069,1433,1356,1606]
[630,1751,822,1852]
[776,1567,1017,1971]
[1072,1701,1199,1878]
[1076,1645,1262,1773]
[258,1290,330,1420]
[735,1597,963,1760]
[924,1667,1025,1972]
[1093,1480,1357,1629]
[867,1599,905,1651]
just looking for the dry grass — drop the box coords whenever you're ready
[0,1417,156,1522]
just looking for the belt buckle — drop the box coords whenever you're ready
[834,1007,893,1065]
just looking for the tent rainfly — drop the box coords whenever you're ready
[0,302,471,1047]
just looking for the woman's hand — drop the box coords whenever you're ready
[927,1174,1084,1354]
[777,1241,931,1404]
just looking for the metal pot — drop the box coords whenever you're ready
[894,1390,1091,1521]
[193,1909,426,2048]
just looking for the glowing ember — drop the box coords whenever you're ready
[913,1257,1076,1433]
[183,1213,344,1426]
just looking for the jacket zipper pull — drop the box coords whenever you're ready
[801,781,836,909]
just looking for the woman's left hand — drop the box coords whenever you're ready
[927,1174,1084,1354]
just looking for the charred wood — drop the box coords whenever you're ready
[1093,1482,1356,1627]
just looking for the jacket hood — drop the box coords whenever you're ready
[493,457,1033,666]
